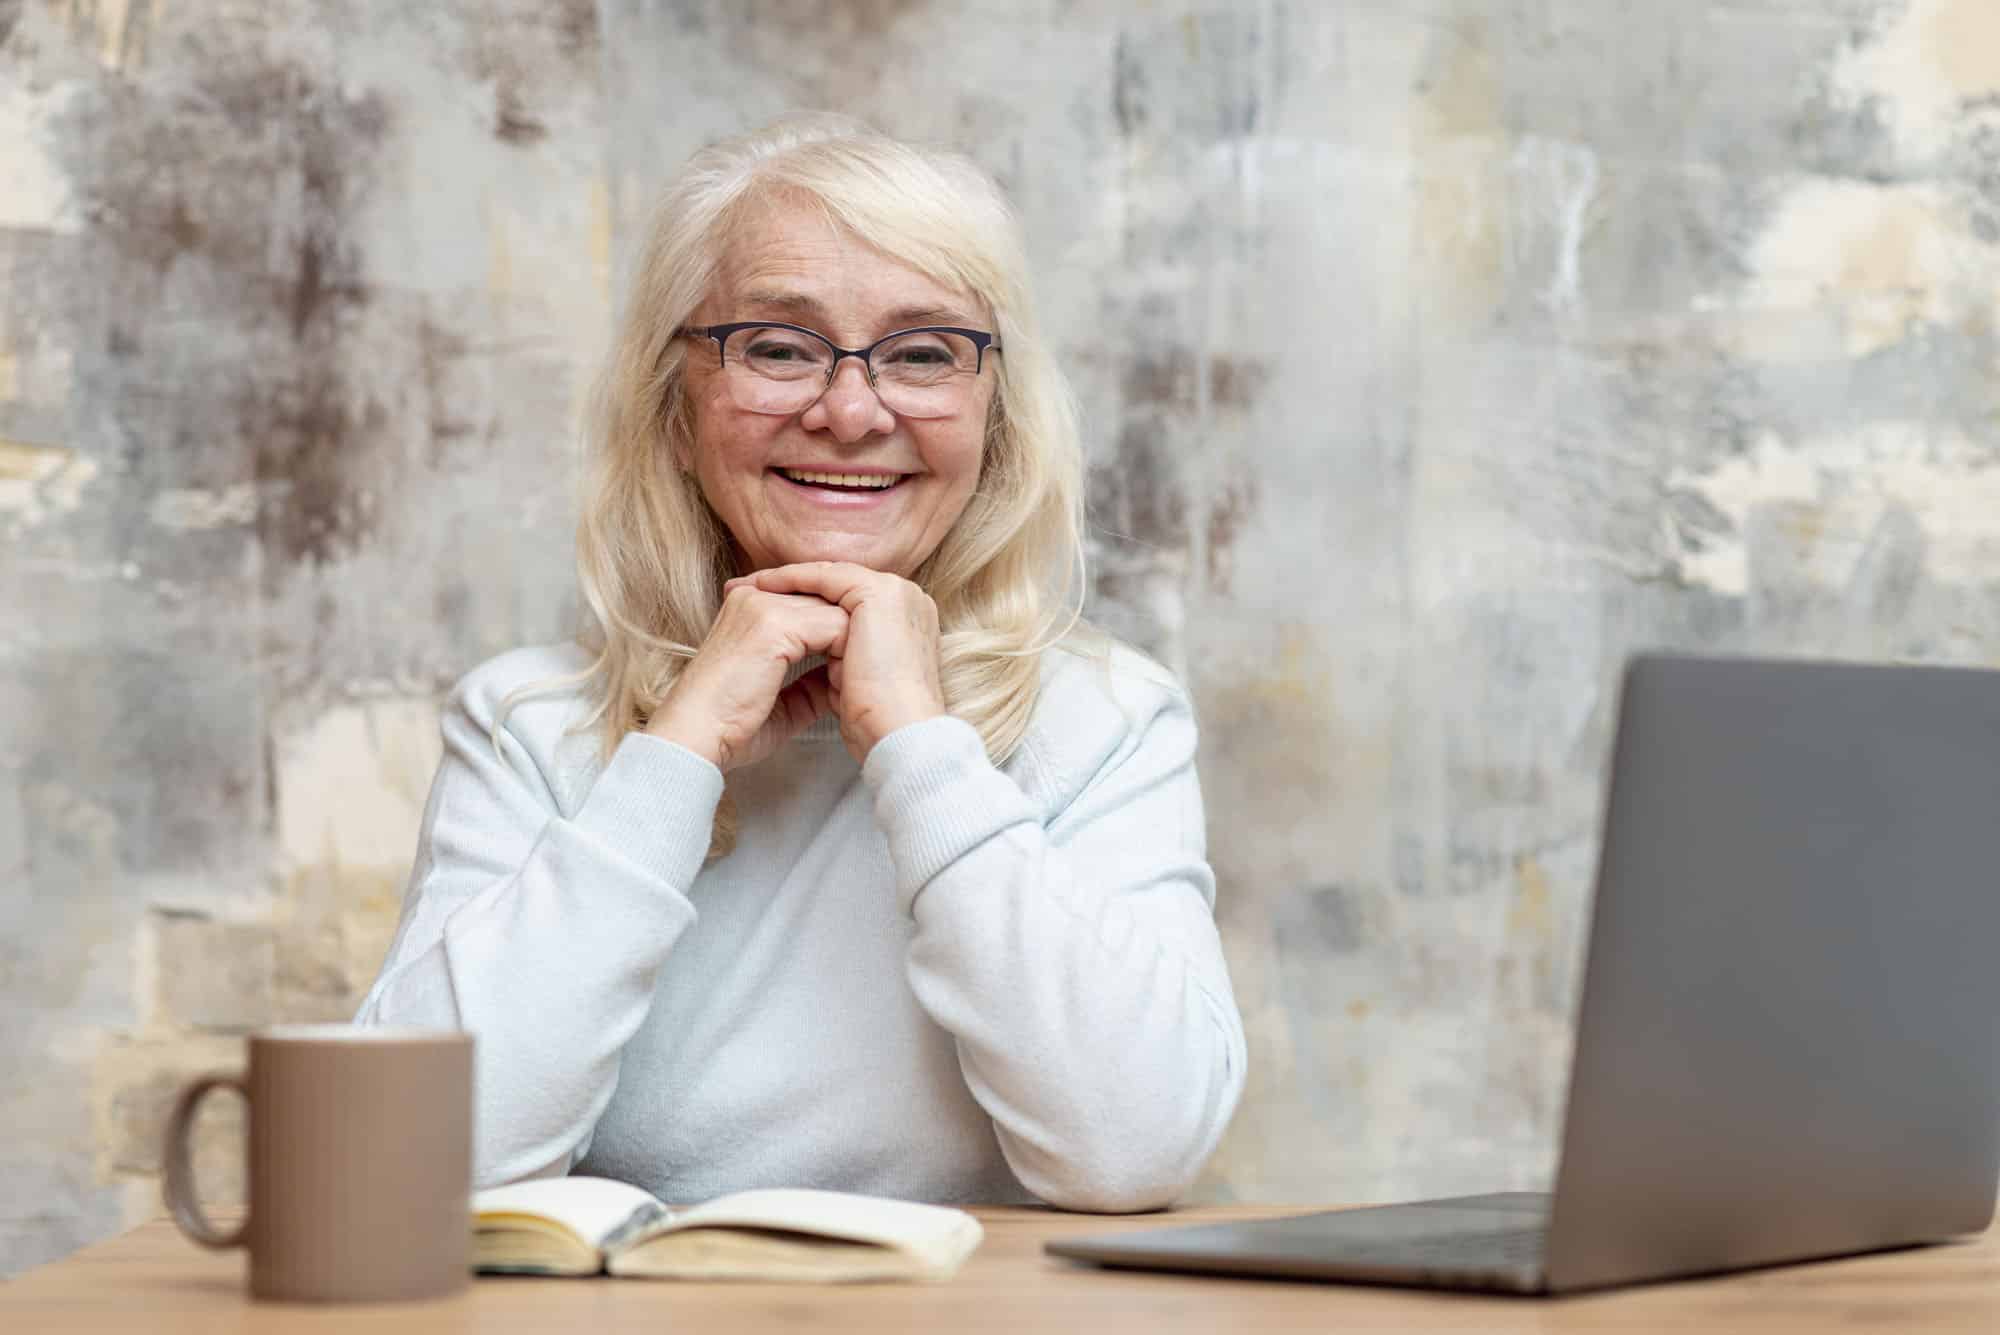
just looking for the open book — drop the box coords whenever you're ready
[472,1176,984,1283]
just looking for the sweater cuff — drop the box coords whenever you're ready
[570,732,725,891]
[862,714,1038,915]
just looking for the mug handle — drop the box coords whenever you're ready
[162,1071,250,1249]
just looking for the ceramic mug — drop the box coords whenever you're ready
[162,1024,474,1302]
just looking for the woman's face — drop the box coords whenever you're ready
[681,200,996,579]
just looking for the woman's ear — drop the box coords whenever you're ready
[665,389,700,475]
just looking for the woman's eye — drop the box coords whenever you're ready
[887,344,949,365]
[749,341,806,361]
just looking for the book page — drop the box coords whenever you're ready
[624,1188,982,1268]
[610,1227,932,1283]
[474,1176,670,1251]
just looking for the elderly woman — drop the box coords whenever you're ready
[355,116,1246,1213]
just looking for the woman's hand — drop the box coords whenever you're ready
[643,585,848,772]
[723,562,946,764]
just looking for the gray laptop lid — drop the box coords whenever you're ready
[1045,653,2000,1293]
[1542,654,2000,1290]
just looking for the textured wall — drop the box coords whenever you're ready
[5,0,1998,1276]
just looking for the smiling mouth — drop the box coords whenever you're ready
[773,468,911,492]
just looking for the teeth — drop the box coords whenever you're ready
[780,469,902,489]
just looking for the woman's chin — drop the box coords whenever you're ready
[759,542,910,575]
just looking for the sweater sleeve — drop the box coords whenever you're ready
[860,677,1247,1213]
[352,662,724,1186]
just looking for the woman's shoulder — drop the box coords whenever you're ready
[449,640,600,738]
[1017,629,1195,797]
[1036,629,1187,708]
[455,639,594,700]
[441,642,607,810]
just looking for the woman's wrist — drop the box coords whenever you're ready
[643,711,723,768]
[850,702,944,760]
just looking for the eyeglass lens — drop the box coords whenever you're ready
[718,326,983,419]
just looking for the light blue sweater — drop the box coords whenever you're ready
[355,636,1246,1212]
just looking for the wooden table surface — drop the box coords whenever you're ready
[4,1206,1996,1332]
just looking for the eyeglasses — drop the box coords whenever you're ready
[677,321,1000,420]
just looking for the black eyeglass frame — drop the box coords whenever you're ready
[677,321,1002,387]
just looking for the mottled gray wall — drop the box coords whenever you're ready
[5,0,1998,1276]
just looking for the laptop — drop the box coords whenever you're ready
[1047,653,2000,1294]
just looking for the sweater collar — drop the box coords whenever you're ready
[781,653,844,744]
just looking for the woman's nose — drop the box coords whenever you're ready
[806,359,896,439]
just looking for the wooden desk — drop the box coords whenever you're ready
[4,1207,1996,1332]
